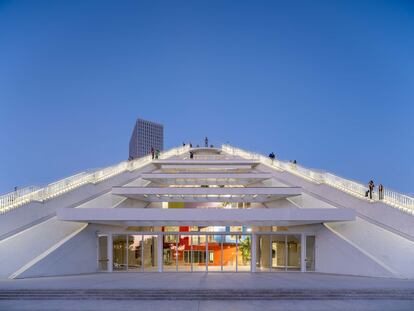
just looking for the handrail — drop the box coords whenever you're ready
[2,144,412,216]
[0,145,190,215]
[222,145,414,215]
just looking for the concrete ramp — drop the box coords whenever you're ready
[0,217,85,278]
[325,217,414,278]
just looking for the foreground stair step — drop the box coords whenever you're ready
[1,289,414,300]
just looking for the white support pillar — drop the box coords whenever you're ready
[107,234,113,272]
[158,234,163,272]
[301,234,306,272]
[251,234,257,272]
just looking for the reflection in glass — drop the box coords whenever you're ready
[98,235,108,271]
[107,232,309,273]
[287,235,301,271]
[207,235,221,272]
[222,234,237,271]
[271,235,286,271]
[163,234,177,272]
[193,235,207,272]
[128,235,142,271]
[178,235,191,271]
[306,236,315,271]
[237,235,251,271]
[257,235,271,272]
[113,235,127,271]
[143,235,158,271]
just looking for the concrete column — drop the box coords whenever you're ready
[251,234,257,272]
[107,234,113,272]
[158,234,163,272]
[301,234,306,272]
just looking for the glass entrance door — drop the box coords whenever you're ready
[305,236,315,271]
[271,235,286,271]
[104,231,313,273]
[163,234,178,272]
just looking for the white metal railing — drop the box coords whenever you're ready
[0,145,190,215]
[0,186,41,214]
[185,155,234,160]
[222,144,414,215]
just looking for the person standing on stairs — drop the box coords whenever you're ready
[378,184,384,200]
[365,180,375,199]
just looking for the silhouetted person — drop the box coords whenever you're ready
[189,151,194,159]
[190,142,192,148]
[378,184,384,200]
[365,180,375,199]
[151,147,155,159]
[205,137,208,147]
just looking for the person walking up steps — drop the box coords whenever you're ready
[269,152,275,164]
[365,180,375,199]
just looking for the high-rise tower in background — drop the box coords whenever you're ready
[129,118,164,159]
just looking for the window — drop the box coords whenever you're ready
[98,235,108,271]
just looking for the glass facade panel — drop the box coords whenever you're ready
[98,235,108,271]
[164,226,180,232]
[163,234,177,272]
[193,235,207,272]
[207,234,222,272]
[104,231,313,273]
[222,234,237,271]
[178,235,191,271]
[127,235,142,271]
[237,235,251,271]
[271,235,286,271]
[256,235,271,272]
[306,236,315,271]
[287,235,301,271]
[143,235,158,271]
[113,235,127,271]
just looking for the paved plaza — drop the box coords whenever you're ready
[1,272,414,290]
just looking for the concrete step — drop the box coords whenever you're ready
[1,289,413,300]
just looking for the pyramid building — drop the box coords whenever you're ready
[0,144,413,279]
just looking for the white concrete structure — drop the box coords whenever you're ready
[1,144,414,280]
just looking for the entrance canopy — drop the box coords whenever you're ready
[57,207,356,227]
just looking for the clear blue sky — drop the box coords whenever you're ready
[1,0,413,194]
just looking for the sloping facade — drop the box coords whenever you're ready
[1,145,413,279]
